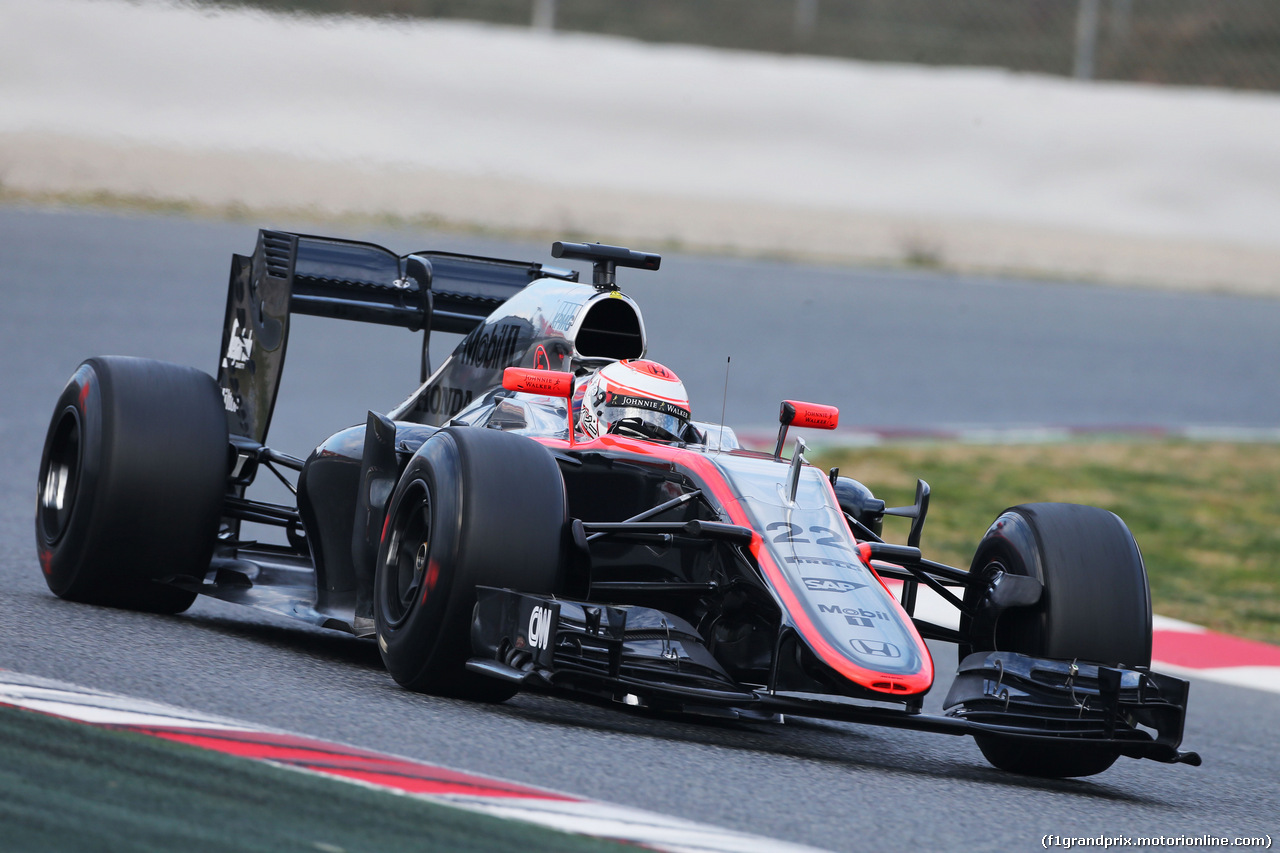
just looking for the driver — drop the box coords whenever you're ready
[577,359,692,442]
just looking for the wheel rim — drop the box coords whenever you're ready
[382,480,432,629]
[38,407,81,545]
[973,558,1010,652]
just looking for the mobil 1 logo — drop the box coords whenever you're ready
[818,603,890,629]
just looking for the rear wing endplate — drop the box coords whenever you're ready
[216,229,577,443]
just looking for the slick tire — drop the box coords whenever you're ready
[36,356,229,614]
[962,503,1151,778]
[374,426,567,701]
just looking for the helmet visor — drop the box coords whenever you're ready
[602,404,688,442]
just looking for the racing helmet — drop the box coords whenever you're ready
[579,360,691,442]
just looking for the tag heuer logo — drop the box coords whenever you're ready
[802,577,866,593]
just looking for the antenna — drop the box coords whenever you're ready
[717,357,731,452]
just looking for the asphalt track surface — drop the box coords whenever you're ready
[3,206,1279,850]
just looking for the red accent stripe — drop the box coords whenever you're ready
[1153,630,1280,670]
[137,728,575,801]
[423,559,440,605]
[601,373,687,406]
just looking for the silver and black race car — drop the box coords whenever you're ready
[36,231,1199,778]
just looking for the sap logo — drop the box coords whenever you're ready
[850,639,901,658]
[802,577,866,594]
[528,606,553,651]
[818,603,889,627]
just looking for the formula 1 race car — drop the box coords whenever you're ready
[36,231,1200,778]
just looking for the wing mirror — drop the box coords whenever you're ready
[773,400,839,459]
[502,367,577,445]
[502,367,574,398]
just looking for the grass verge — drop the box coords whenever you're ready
[813,440,1280,646]
[0,705,626,853]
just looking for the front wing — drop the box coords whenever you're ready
[468,587,1200,766]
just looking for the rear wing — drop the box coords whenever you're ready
[216,229,577,443]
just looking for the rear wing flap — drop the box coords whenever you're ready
[217,229,577,443]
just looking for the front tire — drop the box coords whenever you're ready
[374,426,567,700]
[36,357,228,614]
[963,503,1152,778]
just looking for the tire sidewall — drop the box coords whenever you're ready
[965,503,1151,667]
[962,509,1046,659]
[374,432,465,684]
[37,362,108,598]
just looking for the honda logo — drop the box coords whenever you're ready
[850,639,901,658]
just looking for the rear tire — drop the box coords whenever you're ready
[36,357,229,614]
[374,426,567,701]
[963,502,1151,778]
